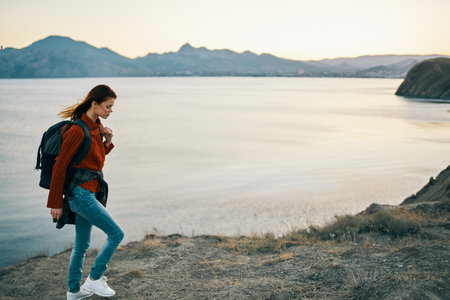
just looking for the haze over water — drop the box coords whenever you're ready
[1,77,449,267]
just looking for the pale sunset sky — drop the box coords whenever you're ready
[1,0,449,60]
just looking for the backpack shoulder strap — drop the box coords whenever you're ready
[71,119,91,166]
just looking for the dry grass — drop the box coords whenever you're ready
[143,238,167,249]
[217,232,289,254]
[225,279,247,287]
[279,252,294,260]
[198,259,243,266]
[123,233,172,259]
[292,209,430,243]
[216,208,438,254]
[117,269,144,280]
[387,269,447,284]
[260,252,294,266]
[197,258,242,274]
[28,253,48,260]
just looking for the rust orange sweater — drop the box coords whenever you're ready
[47,114,114,209]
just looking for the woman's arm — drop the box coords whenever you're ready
[47,126,84,209]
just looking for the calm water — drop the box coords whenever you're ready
[0,77,449,267]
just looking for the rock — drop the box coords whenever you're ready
[395,57,450,101]
[358,203,396,215]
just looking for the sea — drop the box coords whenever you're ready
[0,77,449,267]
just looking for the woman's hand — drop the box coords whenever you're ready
[101,127,113,147]
[50,208,63,220]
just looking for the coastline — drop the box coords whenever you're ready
[0,167,449,299]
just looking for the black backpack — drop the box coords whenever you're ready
[35,119,91,189]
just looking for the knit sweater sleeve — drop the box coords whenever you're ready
[47,125,84,208]
[105,142,114,155]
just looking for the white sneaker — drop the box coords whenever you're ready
[66,286,94,300]
[82,275,116,297]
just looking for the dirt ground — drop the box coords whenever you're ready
[0,226,448,300]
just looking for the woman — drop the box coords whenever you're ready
[47,84,124,299]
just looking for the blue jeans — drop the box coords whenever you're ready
[67,186,124,293]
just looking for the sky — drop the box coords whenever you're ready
[1,0,449,60]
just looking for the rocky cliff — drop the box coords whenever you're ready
[395,57,450,100]
[402,165,450,205]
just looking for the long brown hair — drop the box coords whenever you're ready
[59,84,117,120]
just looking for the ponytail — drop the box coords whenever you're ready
[58,84,117,120]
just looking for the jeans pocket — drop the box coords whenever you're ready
[68,197,81,213]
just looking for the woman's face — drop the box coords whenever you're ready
[94,97,115,119]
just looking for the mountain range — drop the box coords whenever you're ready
[0,35,448,78]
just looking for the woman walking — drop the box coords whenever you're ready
[47,84,124,299]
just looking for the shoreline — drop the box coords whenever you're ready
[1,166,449,299]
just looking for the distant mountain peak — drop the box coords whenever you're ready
[33,35,74,45]
[178,43,195,52]
[42,35,72,41]
[27,35,90,50]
